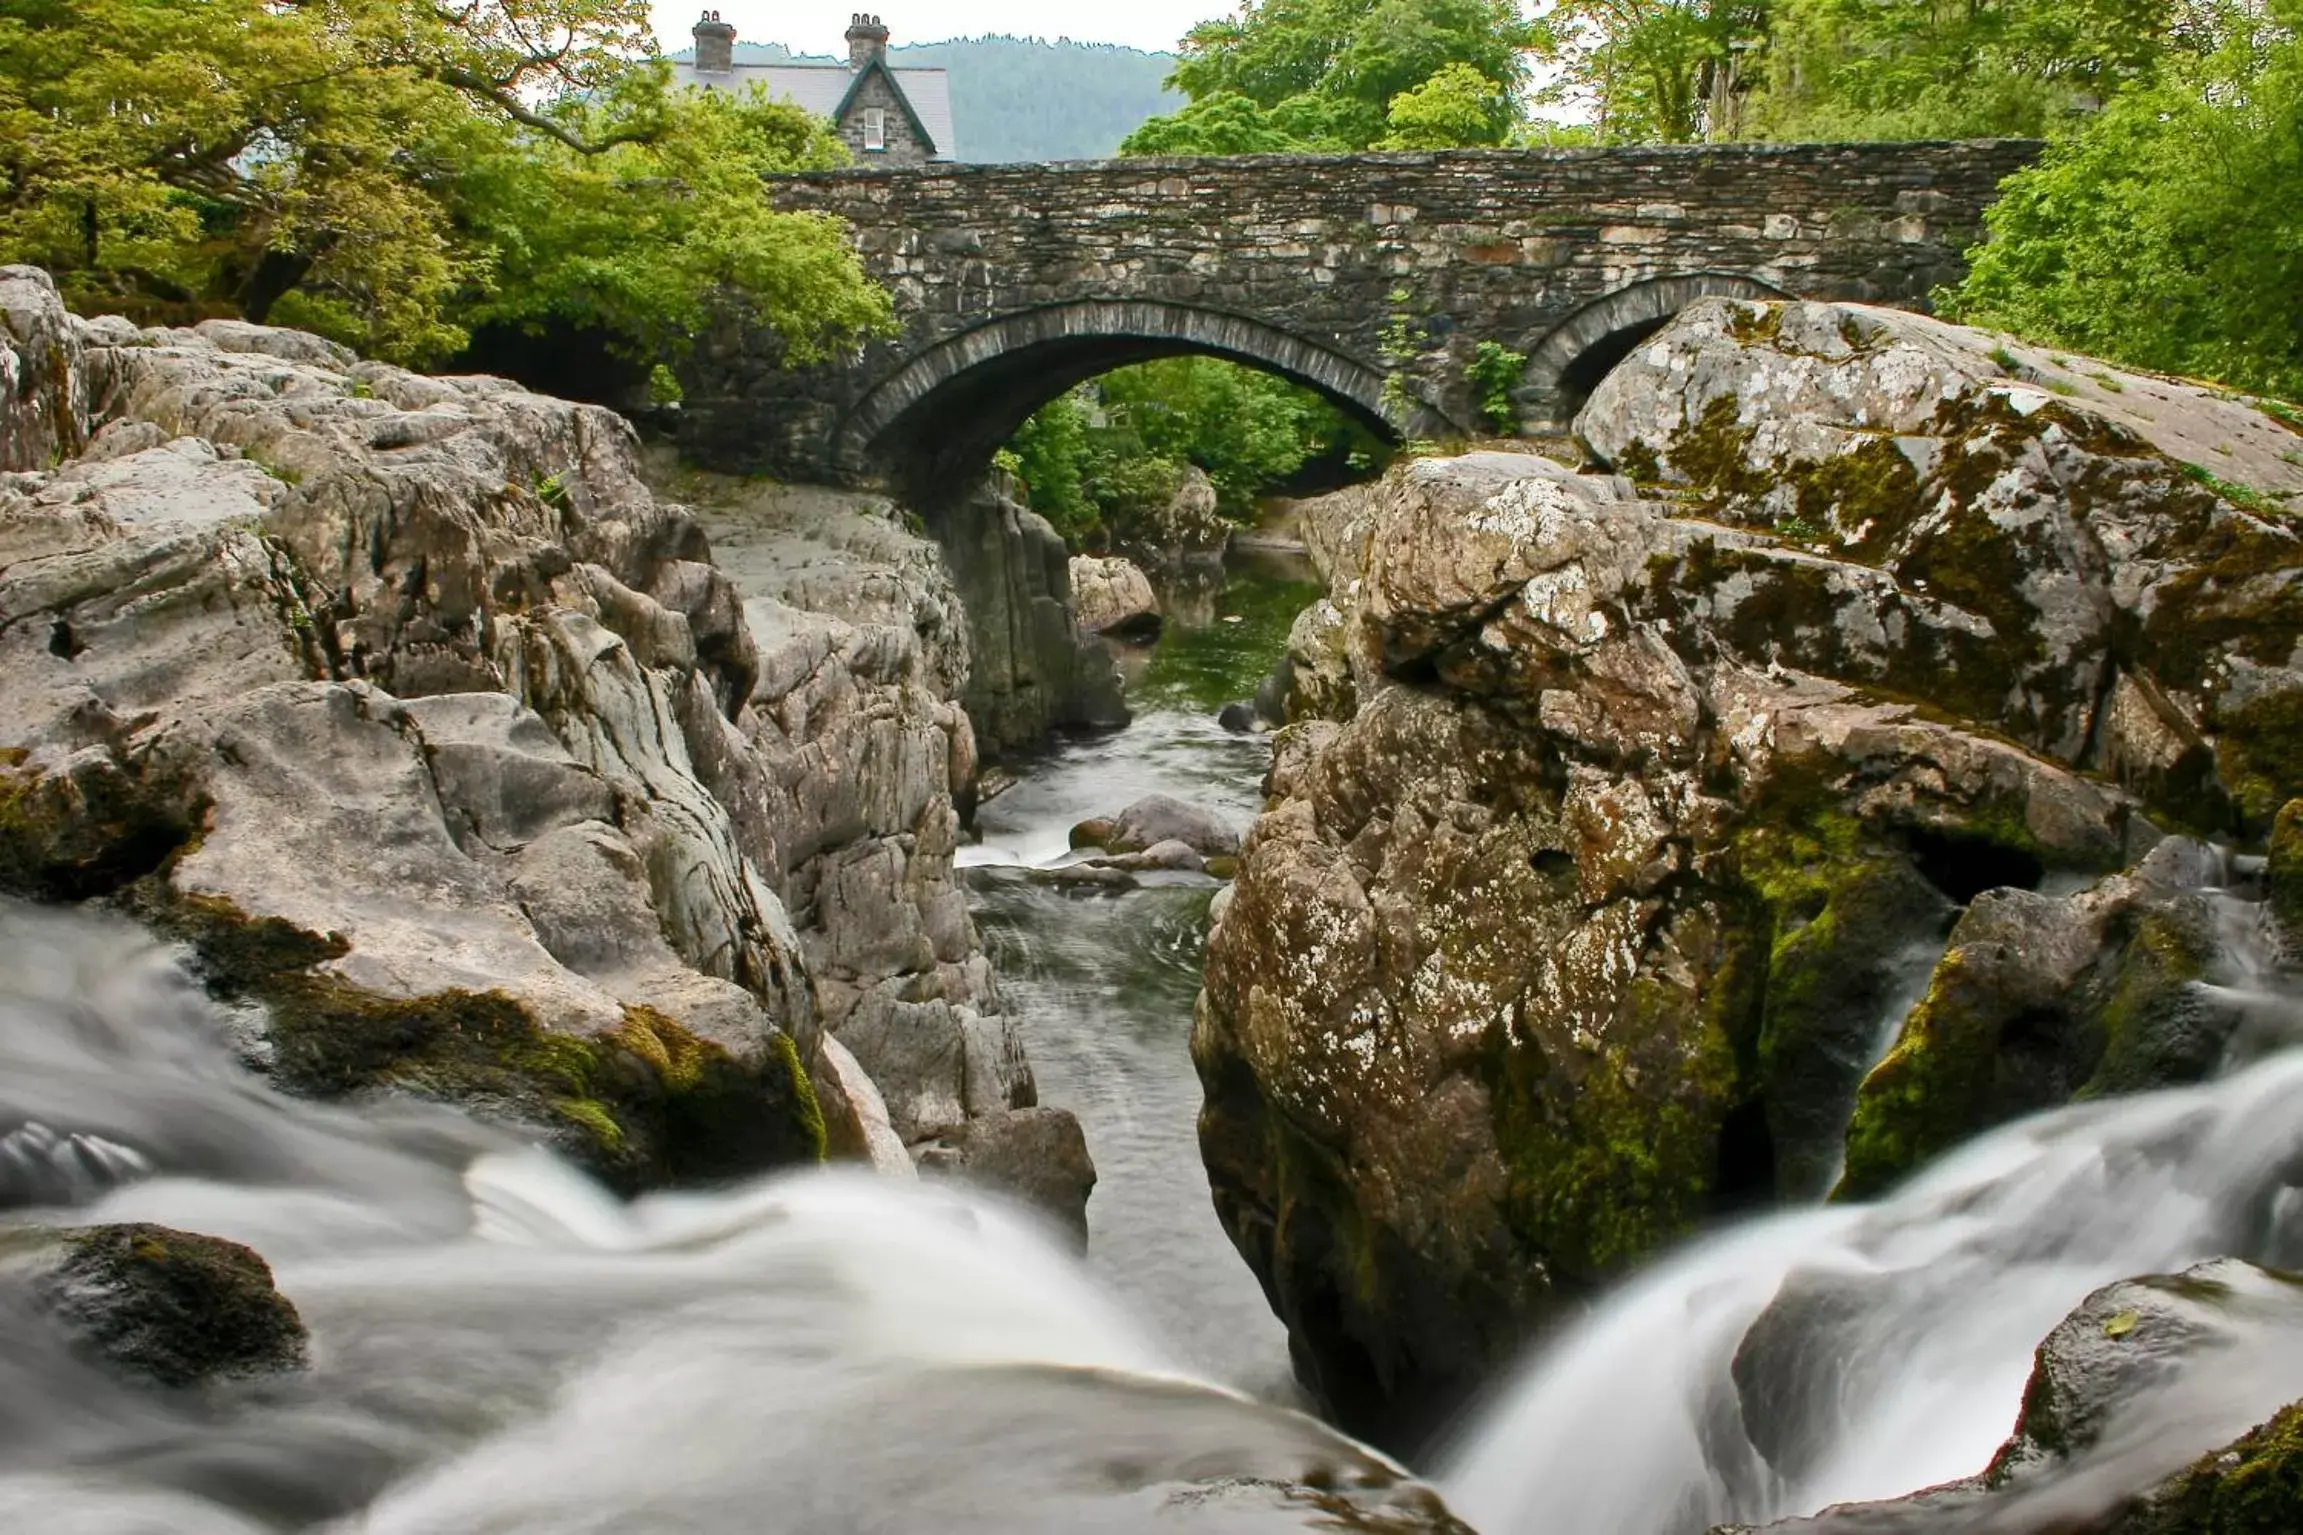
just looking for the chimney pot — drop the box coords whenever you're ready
[845,12,890,70]
[693,9,737,75]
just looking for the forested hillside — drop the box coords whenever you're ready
[684,37,1179,162]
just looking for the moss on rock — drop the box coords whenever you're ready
[2112,1399,2303,1534]
[32,1223,308,1387]
[139,890,825,1192]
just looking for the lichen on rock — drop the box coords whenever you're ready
[1200,298,2303,1447]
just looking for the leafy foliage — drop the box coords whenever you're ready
[1752,0,2178,140]
[1123,0,1538,154]
[1945,1,2303,401]
[1469,340,1530,433]
[1544,2,1769,143]
[1005,359,1379,548]
[0,0,889,366]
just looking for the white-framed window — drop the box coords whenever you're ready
[862,109,887,152]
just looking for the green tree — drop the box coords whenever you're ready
[1125,0,1539,154]
[1002,359,1379,548]
[0,0,888,366]
[1377,62,1518,148]
[1751,0,2176,140]
[1946,0,2303,400]
[1545,2,1769,143]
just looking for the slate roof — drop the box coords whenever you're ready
[669,60,956,160]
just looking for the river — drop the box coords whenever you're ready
[962,553,1319,1398]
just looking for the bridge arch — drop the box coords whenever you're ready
[834,300,1418,499]
[1522,273,1790,429]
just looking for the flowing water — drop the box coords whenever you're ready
[9,546,2303,1533]
[962,554,1320,1396]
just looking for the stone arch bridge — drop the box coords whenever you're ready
[679,142,2039,499]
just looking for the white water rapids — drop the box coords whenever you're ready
[9,878,2303,1533]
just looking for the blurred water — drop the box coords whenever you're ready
[0,901,1414,1534]
[963,554,1315,1395]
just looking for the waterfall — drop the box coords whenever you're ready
[1438,887,2303,1535]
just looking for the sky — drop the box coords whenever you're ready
[648,2,1228,56]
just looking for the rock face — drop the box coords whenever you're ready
[7,1223,308,1387]
[1197,300,2303,1448]
[931,476,1129,756]
[1069,554,1161,639]
[0,267,1084,1198]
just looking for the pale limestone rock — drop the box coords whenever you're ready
[1068,553,1160,637]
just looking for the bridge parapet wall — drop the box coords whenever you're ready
[683,142,2039,489]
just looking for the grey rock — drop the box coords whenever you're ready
[1087,793,1243,858]
[1069,554,1161,638]
[7,1223,307,1387]
[916,1106,1097,1248]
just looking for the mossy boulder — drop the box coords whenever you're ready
[1197,445,2154,1450]
[1580,297,2303,838]
[1839,839,2238,1199]
[145,890,824,1193]
[11,1223,307,1387]
[2104,1398,2303,1535]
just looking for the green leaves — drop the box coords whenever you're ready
[1124,0,1537,155]
[0,1,889,371]
[1946,4,2303,402]
[1005,359,1377,548]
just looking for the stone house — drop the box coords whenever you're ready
[673,12,956,166]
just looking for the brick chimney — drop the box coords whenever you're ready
[846,13,890,69]
[692,10,736,75]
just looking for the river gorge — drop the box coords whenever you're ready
[7,260,2303,1533]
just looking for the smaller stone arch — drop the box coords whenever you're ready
[1521,273,1789,430]
[836,300,1414,497]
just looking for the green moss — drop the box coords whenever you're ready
[2122,1399,2303,1534]
[1790,436,1927,562]
[2266,801,2303,932]
[2215,689,2303,834]
[2082,906,2221,1098]
[0,762,206,902]
[1837,957,2003,1199]
[1612,437,1663,484]
[1483,972,1742,1282]
[2183,462,2287,521]
[140,893,824,1191]
[1665,393,1770,511]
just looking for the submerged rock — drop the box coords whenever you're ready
[1196,300,2303,1448]
[7,1223,307,1387]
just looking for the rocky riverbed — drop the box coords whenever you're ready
[11,259,2303,1535]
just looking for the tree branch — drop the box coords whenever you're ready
[425,64,660,154]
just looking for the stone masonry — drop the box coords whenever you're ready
[680,141,2040,495]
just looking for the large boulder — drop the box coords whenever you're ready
[930,475,1128,756]
[1580,297,2303,833]
[1196,305,2303,1449]
[1069,554,1161,639]
[5,1223,307,1387]
[915,1106,1099,1248]
[1074,793,1243,860]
